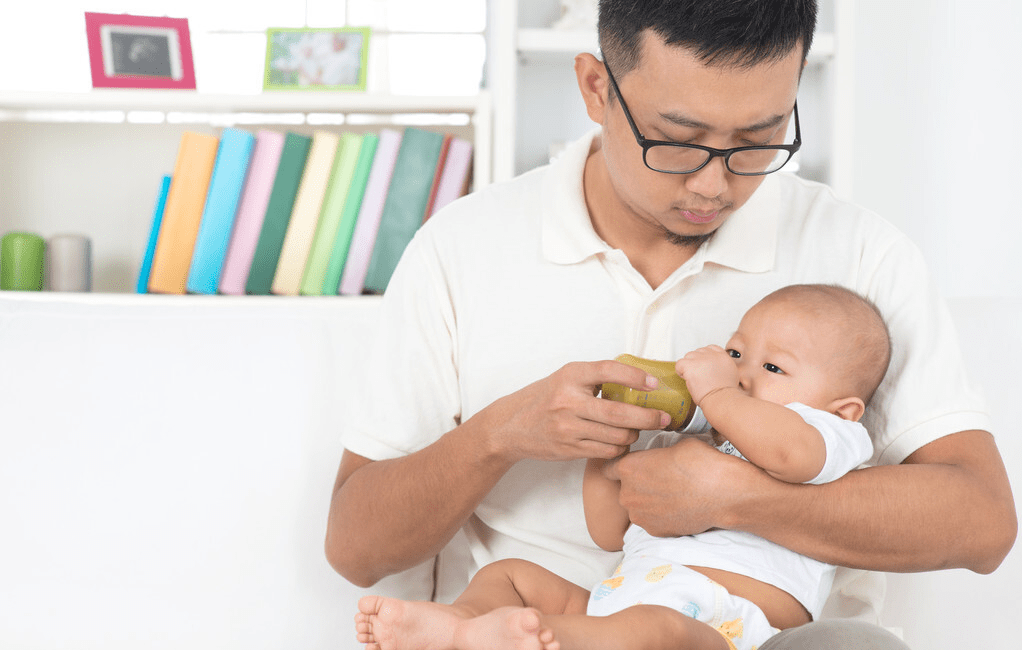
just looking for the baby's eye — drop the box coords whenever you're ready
[727,349,741,359]
[763,363,784,374]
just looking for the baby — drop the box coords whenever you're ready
[355,284,891,650]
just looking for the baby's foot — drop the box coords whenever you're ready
[354,597,559,650]
[356,595,462,650]
[454,606,560,650]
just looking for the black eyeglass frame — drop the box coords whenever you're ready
[604,61,802,176]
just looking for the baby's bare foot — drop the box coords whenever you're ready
[455,606,559,650]
[355,597,559,650]
[356,595,463,650]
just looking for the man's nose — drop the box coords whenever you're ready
[683,155,728,200]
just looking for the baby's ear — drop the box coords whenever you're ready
[829,396,866,422]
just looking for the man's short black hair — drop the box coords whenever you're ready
[598,0,818,75]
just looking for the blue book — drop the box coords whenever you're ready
[186,128,256,294]
[137,175,172,294]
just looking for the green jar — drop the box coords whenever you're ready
[600,354,695,431]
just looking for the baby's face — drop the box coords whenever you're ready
[724,298,846,411]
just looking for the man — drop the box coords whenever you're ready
[326,1,1016,647]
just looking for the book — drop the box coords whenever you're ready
[186,128,256,294]
[298,132,363,296]
[422,133,452,221]
[321,133,379,295]
[362,127,446,294]
[218,130,286,295]
[427,137,473,219]
[136,175,171,294]
[245,132,313,295]
[271,131,340,295]
[147,131,220,294]
[338,128,403,295]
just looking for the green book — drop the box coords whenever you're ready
[299,133,364,295]
[245,132,312,295]
[363,128,446,293]
[321,133,379,295]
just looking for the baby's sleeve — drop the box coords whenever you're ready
[787,402,874,485]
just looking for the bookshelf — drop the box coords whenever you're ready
[0,90,491,293]
[489,0,854,197]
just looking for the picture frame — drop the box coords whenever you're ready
[84,12,196,89]
[264,27,370,92]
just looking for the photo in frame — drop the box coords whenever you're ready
[264,27,370,91]
[84,12,196,89]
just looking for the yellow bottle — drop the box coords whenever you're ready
[600,354,695,431]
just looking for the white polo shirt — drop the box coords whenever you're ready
[340,128,991,619]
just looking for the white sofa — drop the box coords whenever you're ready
[1,292,1018,650]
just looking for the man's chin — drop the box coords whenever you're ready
[663,228,716,249]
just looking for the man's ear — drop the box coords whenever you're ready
[828,396,866,422]
[574,53,610,124]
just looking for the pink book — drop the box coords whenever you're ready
[427,137,473,219]
[218,130,286,295]
[338,128,403,295]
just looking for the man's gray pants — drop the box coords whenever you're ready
[761,620,911,649]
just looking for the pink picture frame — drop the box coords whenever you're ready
[84,12,196,89]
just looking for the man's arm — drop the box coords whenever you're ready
[325,361,670,587]
[605,429,1016,574]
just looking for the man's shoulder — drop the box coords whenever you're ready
[770,173,905,245]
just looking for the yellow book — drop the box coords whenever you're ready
[271,131,340,295]
[148,131,220,294]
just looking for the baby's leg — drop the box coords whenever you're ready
[453,558,591,617]
[545,604,732,650]
[355,559,588,650]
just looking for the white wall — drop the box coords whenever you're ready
[851,0,1022,299]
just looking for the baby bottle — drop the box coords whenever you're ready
[600,354,698,431]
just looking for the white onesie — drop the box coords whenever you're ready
[586,403,873,649]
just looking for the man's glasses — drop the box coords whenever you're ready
[604,61,801,176]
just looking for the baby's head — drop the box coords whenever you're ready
[726,284,891,422]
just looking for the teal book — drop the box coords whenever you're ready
[186,128,256,294]
[321,132,379,295]
[362,127,445,293]
[299,132,364,295]
[137,175,172,294]
[244,132,312,295]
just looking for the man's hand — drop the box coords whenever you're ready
[602,435,753,537]
[484,360,672,463]
[675,345,739,404]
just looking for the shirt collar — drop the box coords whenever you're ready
[541,128,778,274]
[542,129,610,264]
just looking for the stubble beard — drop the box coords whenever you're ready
[662,227,715,249]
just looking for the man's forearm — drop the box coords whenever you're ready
[325,416,513,587]
[731,430,1016,573]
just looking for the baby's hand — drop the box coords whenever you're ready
[675,345,739,404]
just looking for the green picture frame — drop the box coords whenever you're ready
[263,27,370,91]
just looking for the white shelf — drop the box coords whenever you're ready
[0,89,493,293]
[808,33,836,62]
[516,28,835,62]
[0,290,384,308]
[518,28,598,54]
[0,90,487,116]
